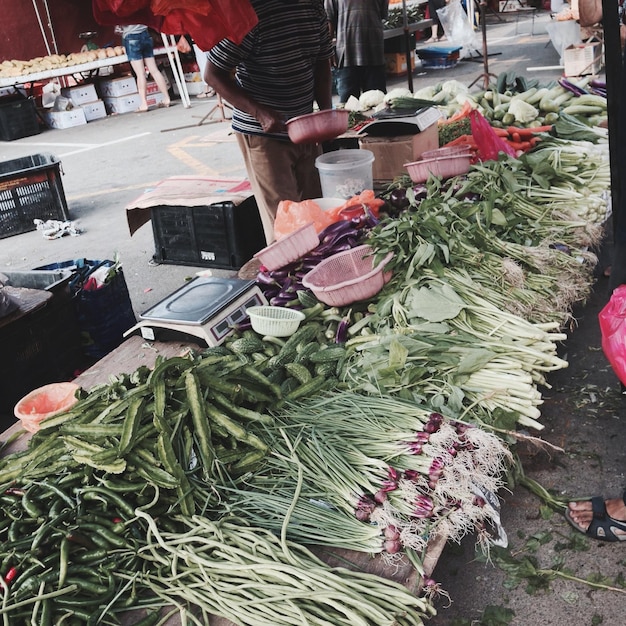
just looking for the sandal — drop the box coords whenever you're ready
[565,493,626,542]
[196,88,215,99]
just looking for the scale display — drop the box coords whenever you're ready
[124,276,267,346]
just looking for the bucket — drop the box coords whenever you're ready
[315,149,374,199]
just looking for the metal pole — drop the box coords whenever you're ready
[402,0,414,92]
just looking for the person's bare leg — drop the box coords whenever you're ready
[130,58,149,111]
[144,57,171,107]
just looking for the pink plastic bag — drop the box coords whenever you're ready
[598,285,626,385]
[469,110,516,161]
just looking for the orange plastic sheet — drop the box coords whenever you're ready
[274,191,385,240]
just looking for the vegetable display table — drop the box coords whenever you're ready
[0,334,446,626]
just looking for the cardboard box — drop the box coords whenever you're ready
[385,51,416,77]
[99,76,138,98]
[44,108,88,129]
[563,41,603,76]
[358,122,439,181]
[60,84,98,105]
[80,99,107,122]
[104,94,141,114]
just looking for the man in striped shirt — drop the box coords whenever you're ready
[206,0,335,244]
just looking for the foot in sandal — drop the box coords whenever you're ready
[565,491,626,542]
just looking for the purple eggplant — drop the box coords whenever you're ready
[389,187,410,210]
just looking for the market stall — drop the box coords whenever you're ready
[0,4,616,615]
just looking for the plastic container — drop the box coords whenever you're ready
[404,154,471,183]
[253,222,319,271]
[247,305,306,337]
[315,150,375,199]
[312,197,345,212]
[286,109,350,144]
[302,244,393,307]
[14,382,80,433]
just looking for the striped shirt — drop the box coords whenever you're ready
[324,0,388,67]
[207,0,334,139]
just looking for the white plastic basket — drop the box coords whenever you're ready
[301,244,393,307]
[247,305,306,337]
[253,222,319,271]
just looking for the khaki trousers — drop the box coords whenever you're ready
[236,132,322,244]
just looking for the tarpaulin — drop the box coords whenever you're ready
[92,0,258,50]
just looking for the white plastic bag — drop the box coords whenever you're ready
[436,0,480,57]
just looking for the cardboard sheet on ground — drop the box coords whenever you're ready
[125,176,252,235]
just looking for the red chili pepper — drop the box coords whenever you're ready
[112,517,123,524]
[3,567,19,585]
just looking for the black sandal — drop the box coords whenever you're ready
[565,492,626,542]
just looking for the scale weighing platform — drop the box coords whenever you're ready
[124,276,267,347]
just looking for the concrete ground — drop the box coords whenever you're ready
[2,11,623,626]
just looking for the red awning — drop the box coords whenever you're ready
[92,0,258,50]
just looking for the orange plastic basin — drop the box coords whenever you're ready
[14,382,80,432]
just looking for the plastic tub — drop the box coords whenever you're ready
[253,222,319,271]
[247,306,306,337]
[315,149,374,199]
[312,197,345,212]
[302,244,393,307]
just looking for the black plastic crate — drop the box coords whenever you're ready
[151,195,266,270]
[0,97,40,141]
[0,280,84,417]
[0,153,69,239]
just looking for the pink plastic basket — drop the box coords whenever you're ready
[253,222,319,271]
[302,244,393,307]
[404,154,471,183]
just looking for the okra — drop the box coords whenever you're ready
[184,370,215,478]
[203,404,268,452]
[118,395,146,456]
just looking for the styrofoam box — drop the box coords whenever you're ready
[44,108,88,129]
[146,92,165,107]
[104,94,141,114]
[174,81,206,96]
[80,99,107,122]
[99,76,138,98]
[60,84,98,105]
[146,78,170,95]
[563,41,603,77]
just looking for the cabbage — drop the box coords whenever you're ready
[508,98,539,124]
[384,87,413,104]
[359,89,385,110]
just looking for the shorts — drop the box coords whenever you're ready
[123,30,154,62]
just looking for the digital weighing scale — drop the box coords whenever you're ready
[124,276,267,347]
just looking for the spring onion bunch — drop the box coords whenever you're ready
[227,392,511,557]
